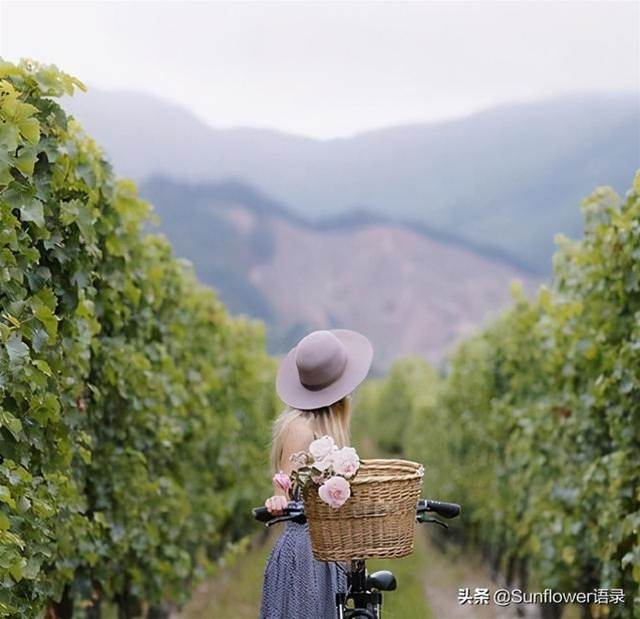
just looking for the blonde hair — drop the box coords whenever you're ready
[269,397,351,474]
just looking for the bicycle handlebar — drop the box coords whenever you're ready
[417,499,461,519]
[253,501,304,524]
[253,498,461,526]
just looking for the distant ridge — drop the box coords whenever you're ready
[314,209,537,274]
[160,178,538,274]
[67,89,640,273]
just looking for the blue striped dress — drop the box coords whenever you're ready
[259,492,347,618]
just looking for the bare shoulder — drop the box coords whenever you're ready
[283,415,314,452]
[278,414,315,473]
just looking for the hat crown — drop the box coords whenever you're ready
[295,330,348,389]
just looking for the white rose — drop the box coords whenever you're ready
[329,446,360,479]
[309,435,336,462]
[312,458,333,472]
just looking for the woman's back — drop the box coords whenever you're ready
[260,329,373,619]
[260,412,347,619]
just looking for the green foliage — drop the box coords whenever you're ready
[362,173,640,617]
[358,358,438,456]
[0,59,277,617]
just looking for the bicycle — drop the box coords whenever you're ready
[254,498,461,618]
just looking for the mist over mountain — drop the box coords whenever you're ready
[63,90,637,366]
[67,89,639,273]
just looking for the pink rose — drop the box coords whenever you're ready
[318,476,351,509]
[272,471,292,494]
[329,446,360,479]
[309,435,336,462]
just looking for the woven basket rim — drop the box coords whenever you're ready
[351,458,424,484]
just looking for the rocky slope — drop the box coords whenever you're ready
[141,179,539,370]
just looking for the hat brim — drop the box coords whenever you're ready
[276,329,373,410]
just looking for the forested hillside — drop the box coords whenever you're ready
[0,60,277,618]
[140,177,538,368]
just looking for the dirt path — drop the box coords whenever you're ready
[421,533,540,619]
[172,530,274,619]
[174,525,432,619]
[173,527,576,619]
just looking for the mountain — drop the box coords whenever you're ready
[139,177,539,370]
[66,89,639,273]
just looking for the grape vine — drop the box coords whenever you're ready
[362,173,640,617]
[0,60,277,617]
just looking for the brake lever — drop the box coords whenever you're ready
[416,513,448,528]
[265,515,292,527]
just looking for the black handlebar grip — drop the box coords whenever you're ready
[253,501,304,523]
[252,506,272,522]
[426,500,461,519]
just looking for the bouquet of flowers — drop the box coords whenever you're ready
[272,435,360,509]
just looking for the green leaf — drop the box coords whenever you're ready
[30,327,48,352]
[9,558,25,581]
[75,200,96,242]
[19,200,44,227]
[34,304,58,338]
[59,199,79,225]
[5,335,29,367]
[0,486,16,509]
[0,410,22,439]
[32,359,51,376]
[31,498,54,518]
[17,116,40,146]
[0,160,12,186]
[14,144,38,177]
[22,558,40,580]
[0,121,19,152]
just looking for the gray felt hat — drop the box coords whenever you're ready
[276,329,373,410]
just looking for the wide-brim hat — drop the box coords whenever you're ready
[276,329,373,410]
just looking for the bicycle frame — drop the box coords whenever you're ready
[336,559,384,619]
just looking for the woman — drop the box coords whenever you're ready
[260,329,373,619]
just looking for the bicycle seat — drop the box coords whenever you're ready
[366,570,396,591]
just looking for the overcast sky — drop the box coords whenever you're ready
[1,1,638,138]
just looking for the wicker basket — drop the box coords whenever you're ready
[302,458,424,561]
